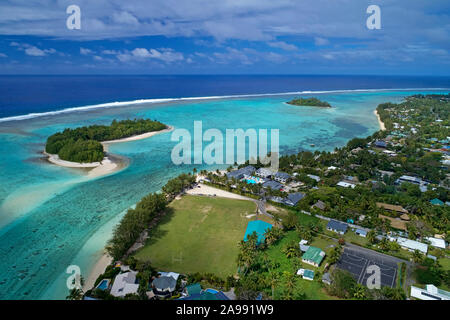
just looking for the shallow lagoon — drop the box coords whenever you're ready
[0,90,446,299]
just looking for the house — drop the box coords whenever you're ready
[284,192,305,206]
[302,246,325,267]
[152,274,178,297]
[110,271,139,297]
[255,168,273,178]
[273,171,291,183]
[374,140,387,148]
[355,229,367,237]
[410,284,450,300]
[395,175,423,185]
[307,174,321,182]
[425,237,446,249]
[302,269,315,281]
[322,272,331,285]
[226,165,255,180]
[312,200,326,211]
[262,180,283,190]
[299,239,310,252]
[396,237,428,254]
[296,268,315,281]
[184,283,202,296]
[430,198,444,206]
[327,220,348,235]
[337,181,356,189]
[376,202,409,214]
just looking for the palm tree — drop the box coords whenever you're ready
[66,288,83,300]
[268,270,279,300]
[367,230,376,244]
[412,250,423,264]
[353,284,367,300]
[328,246,342,264]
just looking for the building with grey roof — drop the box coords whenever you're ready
[327,220,348,235]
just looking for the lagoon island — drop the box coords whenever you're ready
[45,119,171,177]
[287,97,332,108]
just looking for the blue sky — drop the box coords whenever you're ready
[0,0,449,75]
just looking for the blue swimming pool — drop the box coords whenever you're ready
[96,279,110,291]
[205,288,219,294]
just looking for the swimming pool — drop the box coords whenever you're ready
[96,279,110,291]
[205,288,219,294]
[244,176,263,184]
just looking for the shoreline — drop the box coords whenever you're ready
[83,253,113,292]
[374,109,386,131]
[45,126,174,178]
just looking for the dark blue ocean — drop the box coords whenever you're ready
[0,75,449,119]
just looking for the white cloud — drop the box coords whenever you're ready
[80,47,94,55]
[0,53,7,58]
[114,47,184,63]
[314,37,329,46]
[268,41,298,51]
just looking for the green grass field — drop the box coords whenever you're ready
[133,195,267,278]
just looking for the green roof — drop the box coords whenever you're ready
[186,283,202,295]
[302,246,325,265]
[430,198,444,206]
[303,269,315,279]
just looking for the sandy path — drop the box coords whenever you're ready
[186,183,254,201]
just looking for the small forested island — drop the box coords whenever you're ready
[287,97,332,108]
[45,119,167,163]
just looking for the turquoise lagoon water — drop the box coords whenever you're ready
[0,90,447,299]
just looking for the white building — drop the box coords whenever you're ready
[396,237,428,254]
[255,168,273,178]
[425,237,446,249]
[110,271,139,297]
[410,285,450,300]
[337,181,356,189]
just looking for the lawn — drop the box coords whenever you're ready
[265,230,339,300]
[133,195,270,278]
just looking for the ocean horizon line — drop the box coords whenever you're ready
[0,87,449,124]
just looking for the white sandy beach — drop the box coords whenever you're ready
[374,110,386,131]
[83,253,112,292]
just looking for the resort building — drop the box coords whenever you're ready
[429,198,444,206]
[226,165,255,180]
[110,271,139,297]
[255,168,273,178]
[283,192,305,206]
[262,180,283,190]
[273,171,291,183]
[410,284,450,300]
[301,246,325,267]
[396,237,428,254]
[327,220,348,235]
[374,140,388,148]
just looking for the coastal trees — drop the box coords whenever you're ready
[106,192,167,261]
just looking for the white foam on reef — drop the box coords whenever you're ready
[0,88,448,123]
